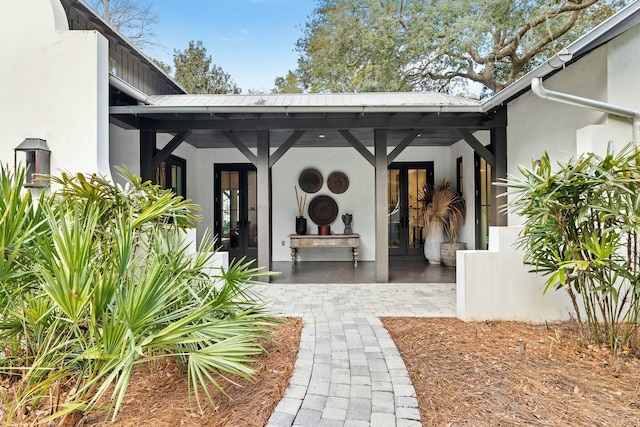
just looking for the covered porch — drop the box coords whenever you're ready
[109,92,508,282]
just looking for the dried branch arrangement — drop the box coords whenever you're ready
[295,186,307,217]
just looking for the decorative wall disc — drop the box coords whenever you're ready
[298,168,323,193]
[308,195,338,226]
[327,171,349,194]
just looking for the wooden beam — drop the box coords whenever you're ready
[256,130,271,281]
[139,129,156,183]
[269,130,305,167]
[374,129,389,283]
[456,129,495,166]
[118,113,502,132]
[339,130,375,167]
[387,129,421,165]
[152,130,192,169]
[221,131,258,165]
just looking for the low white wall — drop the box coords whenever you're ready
[457,226,574,322]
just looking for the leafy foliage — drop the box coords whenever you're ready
[296,0,627,94]
[272,70,304,94]
[506,143,640,353]
[173,41,241,94]
[0,167,276,424]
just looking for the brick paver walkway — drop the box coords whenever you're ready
[255,283,456,427]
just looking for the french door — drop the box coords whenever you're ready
[388,162,434,258]
[214,164,258,262]
[475,152,492,250]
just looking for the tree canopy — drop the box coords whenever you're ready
[272,70,304,93]
[86,0,160,50]
[173,41,241,94]
[295,0,627,94]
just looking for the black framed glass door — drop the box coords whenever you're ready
[214,164,258,262]
[388,162,434,258]
[475,151,492,250]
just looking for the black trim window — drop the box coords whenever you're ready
[456,156,463,195]
[156,154,186,197]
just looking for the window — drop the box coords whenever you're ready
[456,156,463,195]
[155,154,186,197]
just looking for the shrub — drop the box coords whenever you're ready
[506,143,640,353]
[0,167,276,424]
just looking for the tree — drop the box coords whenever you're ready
[173,41,241,94]
[297,0,627,94]
[272,70,304,93]
[86,0,160,50]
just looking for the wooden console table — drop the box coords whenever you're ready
[289,234,360,266]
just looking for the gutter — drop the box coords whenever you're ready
[109,74,156,105]
[109,104,483,115]
[531,77,640,144]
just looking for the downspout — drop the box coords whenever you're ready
[531,77,640,145]
[109,74,156,105]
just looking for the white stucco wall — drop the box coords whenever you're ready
[506,47,608,225]
[457,226,574,322]
[108,130,462,261]
[0,0,110,177]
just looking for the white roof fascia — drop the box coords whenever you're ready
[482,0,640,112]
[109,104,484,115]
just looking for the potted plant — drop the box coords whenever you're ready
[420,179,466,266]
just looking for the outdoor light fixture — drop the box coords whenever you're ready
[14,138,51,187]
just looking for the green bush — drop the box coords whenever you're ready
[0,166,276,424]
[507,143,640,354]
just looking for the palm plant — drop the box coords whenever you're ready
[0,166,277,424]
[419,179,466,243]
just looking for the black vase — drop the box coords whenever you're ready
[296,216,307,235]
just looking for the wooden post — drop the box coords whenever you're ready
[374,129,389,282]
[256,130,271,281]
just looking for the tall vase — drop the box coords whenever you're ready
[295,216,307,235]
[424,222,444,264]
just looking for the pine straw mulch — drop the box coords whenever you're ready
[383,318,640,427]
[76,317,302,427]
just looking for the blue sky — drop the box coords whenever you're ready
[147,0,316,92]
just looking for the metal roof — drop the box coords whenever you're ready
[151,92,480,107]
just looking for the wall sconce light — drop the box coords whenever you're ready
[14,138,51,187]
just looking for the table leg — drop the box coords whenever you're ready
[352,247,358,267]
[291,248,297,263]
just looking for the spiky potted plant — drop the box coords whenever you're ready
[420,179,466,266]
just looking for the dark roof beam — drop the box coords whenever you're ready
[128,114,497,132]
[339,130,375,167]
[269,130,305,167]
[387,129,422,165]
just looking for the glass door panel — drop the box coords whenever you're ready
[408,168,427,252]
[388,169,402,255]
[389,162,433,258]
[215,165,258,262]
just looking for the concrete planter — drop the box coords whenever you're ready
[440,242,467,267]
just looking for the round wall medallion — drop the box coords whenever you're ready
[299,168,323,193]
[308,195,338,226]
[327,171,349,194]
